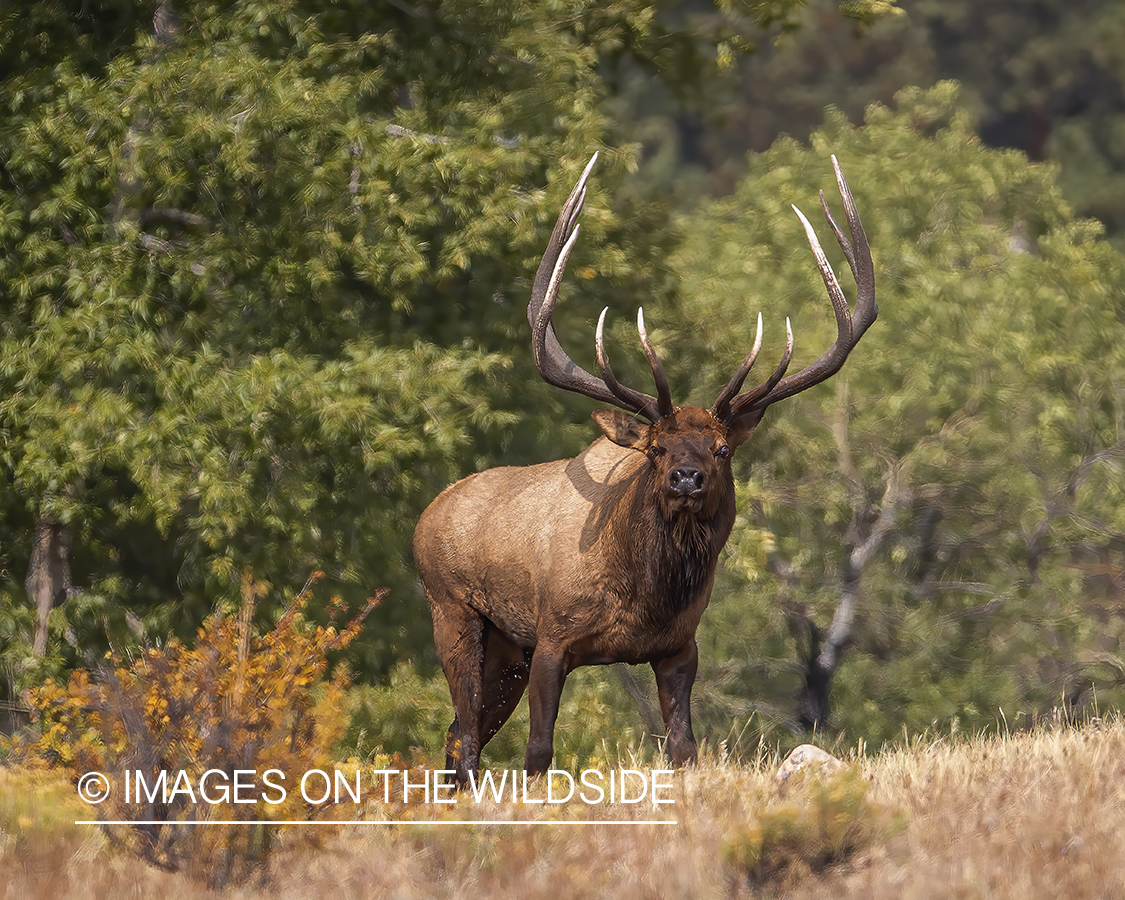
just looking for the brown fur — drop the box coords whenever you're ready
[414,407,754,783]
[414,154,874,785]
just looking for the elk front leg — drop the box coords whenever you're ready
[524,644,567,776]
[652,640,699,766]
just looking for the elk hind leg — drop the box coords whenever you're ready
[478,625,531,749]
[430,599,486,784]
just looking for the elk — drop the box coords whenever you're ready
[413,153,875,786]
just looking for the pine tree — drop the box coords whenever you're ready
[0,0,624,686]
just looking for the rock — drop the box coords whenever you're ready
[776,744,845,783]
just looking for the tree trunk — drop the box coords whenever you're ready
[782,464,906,731]
[25,517,73,656]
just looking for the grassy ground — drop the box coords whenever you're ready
[3,719,1124,898]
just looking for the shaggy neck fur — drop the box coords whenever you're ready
[623,467,735,625]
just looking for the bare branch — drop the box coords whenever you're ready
[817,465,908,676]
[1067,439,1125,500]
[139,207,210,228]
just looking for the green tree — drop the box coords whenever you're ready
[4,0,883,705]
[0,0,625,692]
[669,83,1125,745]
[664,0,1125,248]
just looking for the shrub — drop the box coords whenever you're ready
[723,767,905,891]
[18,572,382,887]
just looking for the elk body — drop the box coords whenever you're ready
[413,154,876,785]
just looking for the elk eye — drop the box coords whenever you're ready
[715,445,730,460]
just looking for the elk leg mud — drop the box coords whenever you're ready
[430,600,485,779]
[653,640,699,765]
[478,626,531,746]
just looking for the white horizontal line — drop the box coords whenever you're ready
[76,819,677,827]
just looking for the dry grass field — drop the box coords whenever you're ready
[3,719,1124,899]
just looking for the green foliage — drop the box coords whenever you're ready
[671,83,1125,746]
[0,0,647,682]
[723,768,905,890]
[0,0,892,742]
[342,663,653,772]
[640,0,1125,250]
[907,0,1125,240]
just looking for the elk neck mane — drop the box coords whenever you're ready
[618,458,735,622]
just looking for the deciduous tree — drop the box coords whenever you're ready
[670,83,1125,742]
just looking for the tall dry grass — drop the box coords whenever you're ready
[822,719,1125,899]
[3,719,1124,899]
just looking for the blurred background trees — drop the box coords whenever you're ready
[669,83,1125,745]
[2,0,1124,761]
[0,0,700,686]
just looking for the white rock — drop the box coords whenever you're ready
[776,744,845,782]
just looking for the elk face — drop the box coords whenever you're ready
[593,405,751,519]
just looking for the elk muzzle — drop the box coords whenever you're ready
[668,465,705,497]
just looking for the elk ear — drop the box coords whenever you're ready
[726,411,764,451]
[592,409,650,451]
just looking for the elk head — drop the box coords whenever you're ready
[528,152,876,514]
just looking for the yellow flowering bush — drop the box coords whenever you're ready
[20,573,383,886]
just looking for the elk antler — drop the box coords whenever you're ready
[529,153,674,422]
[710,155,876,425]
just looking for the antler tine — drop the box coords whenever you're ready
[790,200,852,336]
[759,317,795,398]
[829,153,876,337]
[530,152,599,317]
[637,308,675,418]
[711,311,763,421]
[529,153,629,409]
[528,153,665,422]
[595,309,662,420]
[720,157,876,425]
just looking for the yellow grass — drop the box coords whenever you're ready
[4,719,1125,899]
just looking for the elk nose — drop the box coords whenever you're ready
[668,466,704,496]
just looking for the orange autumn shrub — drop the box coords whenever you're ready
[20,573,383,887]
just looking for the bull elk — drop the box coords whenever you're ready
[414,153,875,785]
